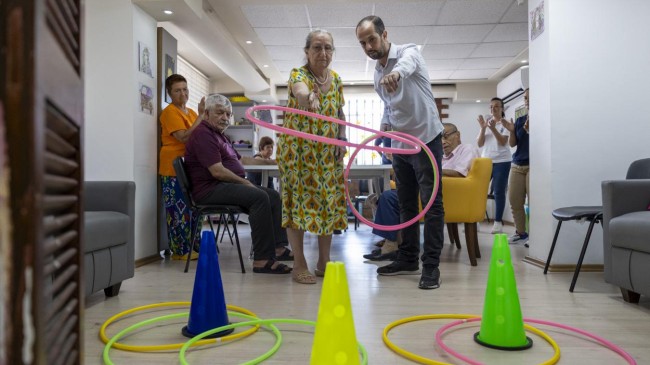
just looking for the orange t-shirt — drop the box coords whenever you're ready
[159,104,198,176]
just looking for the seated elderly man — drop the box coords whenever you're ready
[364,122,479,261]
[184,93,292,274]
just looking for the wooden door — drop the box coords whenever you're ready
[1,0,84,364]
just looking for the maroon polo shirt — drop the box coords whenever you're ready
[184,121,245,201]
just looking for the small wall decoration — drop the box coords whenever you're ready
[530,1,545,41]
[139,83,154,115]
[164,54,176,103]
[138,41,154,77]
[165,54,176,77]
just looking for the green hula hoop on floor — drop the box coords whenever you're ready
[180,318,369,365]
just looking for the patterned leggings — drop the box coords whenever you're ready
[161,176,200,255]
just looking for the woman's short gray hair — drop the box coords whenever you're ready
[304,29,334,50]
[205,93,231,111]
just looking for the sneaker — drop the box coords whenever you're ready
[490,221,503,234]
[377,260,420,276]
[363,248,398,261]
[418,265,441,290]
[509,232,529,244]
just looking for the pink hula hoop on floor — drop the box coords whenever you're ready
[245,105,440,231]
[435,317,637,365]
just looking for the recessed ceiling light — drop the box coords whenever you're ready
[476,99,481,103]
[262,100,267,103]
[163,10,173,15]
[350,82,356,85]
[245,40,253,44]
[521,59,528,63]
[263,64,269,68]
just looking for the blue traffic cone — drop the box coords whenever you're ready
[182,230,233,338]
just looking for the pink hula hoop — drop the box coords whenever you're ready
[344,132,438,231]
[435,317,637,365]
[245,105,440,231]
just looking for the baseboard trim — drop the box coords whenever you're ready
[523,256,603,272]
[135,254,162,268]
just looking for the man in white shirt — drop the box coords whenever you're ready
[356,15,445,289]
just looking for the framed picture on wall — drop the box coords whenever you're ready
[164,54,176,103]
[139,83,153,115]
[138,41,154,78]
[530,1,545,41]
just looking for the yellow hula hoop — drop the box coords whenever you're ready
[382,314,561,365]
[99,301,259,352]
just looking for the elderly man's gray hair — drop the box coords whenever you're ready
[205,93,231,111]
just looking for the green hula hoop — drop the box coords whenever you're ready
[103,311,278,365]
[180,318,369,365]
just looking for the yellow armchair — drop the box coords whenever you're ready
[442,158,493,266]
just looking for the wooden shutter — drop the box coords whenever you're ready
[1,0,84,364]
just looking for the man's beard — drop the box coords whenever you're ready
[367,49,384,60]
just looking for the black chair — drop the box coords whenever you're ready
[544,158,650,292]
[353,195,368,230]
[543,207,603,292]
[172,157,246,274]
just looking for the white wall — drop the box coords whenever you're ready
[85,0,134,180]
[84,0,159,260]
[446,101,490,143]
[132,6,159,260]
[529,0,650,265]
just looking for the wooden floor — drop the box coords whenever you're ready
[85,222,650,364]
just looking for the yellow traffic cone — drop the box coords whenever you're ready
[310,262,360,365]
[474,234,532,350]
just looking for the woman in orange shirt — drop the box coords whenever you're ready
[159,74,205,260]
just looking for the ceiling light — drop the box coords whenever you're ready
[263,64,269,68]
[350,82,356,85]
[262,100,267,103]
[163,10,173,15]
[521,59,528,63]
[476,100,481,103]
[246,40,253,44]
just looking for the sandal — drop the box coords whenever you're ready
[252,260,292,274]
[292,270,317,284]
[314,268,326,277]
[275,247,294,261]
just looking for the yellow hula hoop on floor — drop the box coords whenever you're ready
[382,314,560,365]
[99,301,259,352]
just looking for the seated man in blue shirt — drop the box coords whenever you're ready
[364,123,479,261]
[184,93,293,274]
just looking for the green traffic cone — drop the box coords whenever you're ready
[474,233,532,350]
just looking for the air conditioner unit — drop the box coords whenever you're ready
[497,66,529,104]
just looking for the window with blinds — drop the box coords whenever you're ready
[177,56,210,113]
[343,96,385,165]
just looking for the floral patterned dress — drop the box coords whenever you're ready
[277,66,347,235]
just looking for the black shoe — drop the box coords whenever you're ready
[377,260,419,276]
[418,265,440,290]
[333,229,342,235]
[363,249,398,261]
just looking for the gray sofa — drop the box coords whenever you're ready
[84,181,135,297]
[602,179,650,303]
